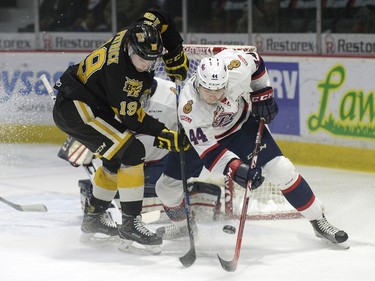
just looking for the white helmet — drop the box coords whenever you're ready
[195,57,229,90]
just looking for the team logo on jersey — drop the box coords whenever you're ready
[123,77,142,97]
[212,105,235,127]
[183,100,193,114]
[228,59,241,70]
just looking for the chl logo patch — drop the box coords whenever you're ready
[123,77,142,97]
[183,100,193,114]
[228,59,241,70]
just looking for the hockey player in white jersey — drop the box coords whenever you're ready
[155,50,349,246]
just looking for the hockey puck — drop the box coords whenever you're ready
[223,225,236,234]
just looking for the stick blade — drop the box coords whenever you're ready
[179,248,196,268]
[217,254,238,272]
[20,204,48,212]
[0,197,48,212]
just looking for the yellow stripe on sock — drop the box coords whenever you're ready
[118,163,144,188]
[93,166,118,191]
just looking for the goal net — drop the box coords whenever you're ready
[153,44,301,221]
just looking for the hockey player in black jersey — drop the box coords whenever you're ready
[52,9,189,253]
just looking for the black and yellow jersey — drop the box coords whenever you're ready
[54,9,182,137]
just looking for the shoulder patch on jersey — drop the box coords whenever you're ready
[237,54,248,66]
[183,100,193,114]
[170,86,176,95]
[228,59,241,70]
[180,115,192,123]
[123,77,143,97]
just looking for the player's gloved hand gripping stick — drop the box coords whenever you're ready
[217,118,266,272]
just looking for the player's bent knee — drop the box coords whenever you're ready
[155,174,184,207]
[263,156,299,191]
[118,138,145,166]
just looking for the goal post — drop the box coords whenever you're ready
[154,44,301,221]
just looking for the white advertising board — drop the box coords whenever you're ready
[0,52,84,125]
[1,32,374,56]
[263,55,375,150]
[0,52,374,151]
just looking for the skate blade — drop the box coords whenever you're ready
[118,239,161,255]
[319,238,350,250]
[80,232,120,245]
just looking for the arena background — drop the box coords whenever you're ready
[0,0,374,172]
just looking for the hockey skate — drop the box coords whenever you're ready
[80,202,118,244]
[156,216,198,240]
[118,214,162,255]
[310,214,349,249]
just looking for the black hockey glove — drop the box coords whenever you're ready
[226,159,264,190]
[251,86,278,124]
[153,128,190,152]
[162,44,189,82]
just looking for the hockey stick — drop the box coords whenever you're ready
[175,82,196,268]
[0,196,48,212]
[217,118,266,272]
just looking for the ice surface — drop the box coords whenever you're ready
[0,144,374,281]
